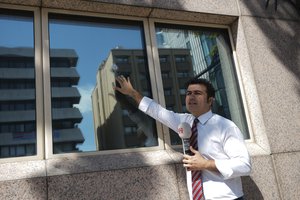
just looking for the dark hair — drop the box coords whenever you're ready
[185,78,215,99]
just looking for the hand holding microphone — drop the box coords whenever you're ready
[178,122,192,155]
[179,122,211,171]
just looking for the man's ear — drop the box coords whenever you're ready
[208,97,214,106]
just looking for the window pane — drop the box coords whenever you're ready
[155,24,249,145]
[0,9,36,158]
[49,14,157,153]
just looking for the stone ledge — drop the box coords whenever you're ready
[0,149,184,181]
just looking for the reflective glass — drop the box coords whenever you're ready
[155,24,249,145]
[49,14,157,153]
[0,10,36,158]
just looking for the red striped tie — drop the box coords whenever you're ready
[190,118,204,200]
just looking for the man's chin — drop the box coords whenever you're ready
[187,108,198,115]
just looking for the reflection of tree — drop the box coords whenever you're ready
[209,45,219,65]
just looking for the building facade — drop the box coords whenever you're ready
[0,0,299,199]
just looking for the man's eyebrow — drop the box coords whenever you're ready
[186,90,204,92]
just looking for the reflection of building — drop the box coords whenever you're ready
[158,48,193,112]
[92,48,194,148]
[0,47,84,157]
[156,30,231,119]
[157,48,194,144]
[92,49,157,150]
[92,49,125,150]
[50,48,84,153]
[0,47,37,158]
[157,29,208,76]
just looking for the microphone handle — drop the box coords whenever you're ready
[182,138,192,155]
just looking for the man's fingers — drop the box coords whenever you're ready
[119,76,125,82]
[115,77,125,87]
[116,75,129,85]
[183,153,192,159]
[190,146,198,154]
[182,156,192,165]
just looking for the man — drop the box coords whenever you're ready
[114,75,251,200]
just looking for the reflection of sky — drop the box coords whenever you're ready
[0,16,34,47]
[49,19,143,151]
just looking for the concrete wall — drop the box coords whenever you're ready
[0,0,299,199]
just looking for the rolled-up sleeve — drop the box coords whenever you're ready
[214,127,252,180]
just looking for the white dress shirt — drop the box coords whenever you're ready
[139,97,251,200]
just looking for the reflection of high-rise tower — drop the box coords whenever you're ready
[50,48,84,153]
[157,48,194,144]
[0,47,84,157]
[92,49,157,150]
[92,48,194,149]
[158,48,193,113]
[0,47,37,158]
[156,29,209,77]
[92,50,125,150]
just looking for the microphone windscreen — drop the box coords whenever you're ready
[177,122,192,139]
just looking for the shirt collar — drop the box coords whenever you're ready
[196,110,213,124]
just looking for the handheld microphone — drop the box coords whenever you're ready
[178,122,192,155]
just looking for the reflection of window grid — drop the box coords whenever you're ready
[175,55,186,62]
[136,56,145,63]
[0,80,35,89]
[159,56,168,63]
[122,109,129,116]
[115,56,130,63]
[0,101,35,111]
[179,89,186,95]
[139,73,146,80]
[124,126,137,135]
[0,122,35,133]
[177,71,189,77]
[161,72,169,78]
[142,91,151,96]
[166,105,173,110]
[0,59,34,68]
[164,89,172,96]
[52,100,73,108]
[50,60,70,68]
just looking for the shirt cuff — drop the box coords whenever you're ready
[138,96,153,112]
